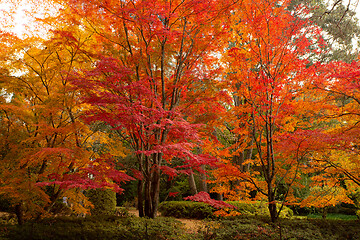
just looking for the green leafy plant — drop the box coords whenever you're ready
[86,189,116,216]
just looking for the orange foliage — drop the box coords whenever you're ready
[212,0,331,222]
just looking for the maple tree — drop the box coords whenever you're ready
[1,0,360,225]
[212,0,332,222]
[309,60,360,194]
[0,24,132,223]
[61,0,236,218]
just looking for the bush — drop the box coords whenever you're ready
[158,201,293,219]
[159,201,215,219]
[227,201,294,218]
[2,213,359,240]
[3,215,191,240]
[196,216,360,240]
[86,189,116,215]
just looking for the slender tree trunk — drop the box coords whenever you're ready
[144,175,151,217]
[199,165,208,192]
[268,187,277,222]
[188,169,198,195]
[322,207,328,219]
[137,180,144,217]
[150,161,161,218]
[15,202,24,225]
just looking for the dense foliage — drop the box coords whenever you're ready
[1,214,359,240]
[86,189,117,216]
[1,0,360,224]
[158,200,293,219]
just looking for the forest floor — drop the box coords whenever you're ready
[127,208,205,233]
[0,209,206,232]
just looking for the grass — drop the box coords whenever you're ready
[0,210,359,240]
[307,213,358,220]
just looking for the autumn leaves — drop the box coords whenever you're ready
[0,0,359,223]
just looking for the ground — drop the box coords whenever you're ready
[127,208,205,233]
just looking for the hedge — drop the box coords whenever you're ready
[158,200,293,219]
[86,189,117,215]
[159,201,215,219]
[2,215,189,240]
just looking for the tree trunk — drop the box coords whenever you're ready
[139,153,162,219]
[268,189,278,222]
[144,175,151,217]
[322,207,328,219]
[214,192,223,201]
[15,202,24,225]
[199,165,207,192]
[150,163,161,218]
[137,180,144,217]
[188,169,198,195]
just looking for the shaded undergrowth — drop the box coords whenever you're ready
[0,213,359,240]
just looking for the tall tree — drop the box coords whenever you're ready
[0,26,132,223]
[311,60,360,189]
[289,0,360,62]
[64,0,234,218]
[215,0,328,222]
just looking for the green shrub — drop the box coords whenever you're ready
[307,213,358,220]
[159,201,215,219]
[114,207,129,217]
[158,201,293,219]
[86,189,116,215]
[2,214,360,240]
[3,215,191,240]
[196,216,360,240]
[227,201,294,218]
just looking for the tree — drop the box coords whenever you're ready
[0,26,132,223]
[310,60,360,190]
[64,0,235,218]
[288,0,360,62]
[215,0,328,222]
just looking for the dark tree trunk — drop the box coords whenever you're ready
[268,189,278,222]
[137,180,144,217]
[15,202,24,225]
[322,207,328,219]
[144,175,151,217]
[139,153,162,218]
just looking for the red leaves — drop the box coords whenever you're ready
[184,191,236,209]
[169,192,179,197]
[38,155,134,193]
[159,166,178,180]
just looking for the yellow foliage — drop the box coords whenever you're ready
[63,189,94,215]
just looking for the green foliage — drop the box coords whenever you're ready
[86,189,116,215]
[307,213,358,220]
[1,215,190,240]
[197,216,360,240]
[1,214,360,240]
[227,201,293,218]
[289,0,360,63]
[159,201,215,219]
[114,207,129,217]
[163,176,193,201]
[158,201,293,219]
[116,181,138,206]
